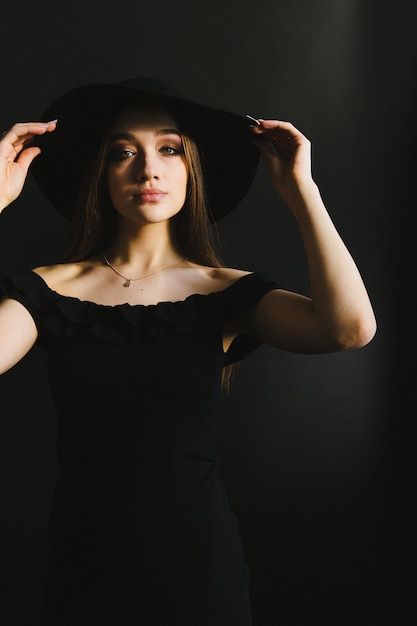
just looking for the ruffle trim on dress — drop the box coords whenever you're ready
[0,270,280,345]
[41,296,208,343]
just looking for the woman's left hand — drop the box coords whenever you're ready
[251,120,314,202]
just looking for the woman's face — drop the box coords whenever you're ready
[106,103,188,226]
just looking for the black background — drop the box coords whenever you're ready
[1,1,416,625]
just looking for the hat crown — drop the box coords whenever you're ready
[118,76,182,99]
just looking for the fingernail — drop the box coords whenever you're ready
[47,119,58,124]
[245,114,261,126]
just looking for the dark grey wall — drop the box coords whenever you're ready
[1,1,415,625]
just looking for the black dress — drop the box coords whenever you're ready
[0,270,279,626]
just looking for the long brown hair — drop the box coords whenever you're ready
[63,102,237,391]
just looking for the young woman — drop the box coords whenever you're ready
[0,76,376,625]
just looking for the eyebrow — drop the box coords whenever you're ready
[110,129,181,141]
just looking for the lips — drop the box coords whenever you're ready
[134,188,167,202]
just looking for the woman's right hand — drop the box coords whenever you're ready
[0,120,57,213]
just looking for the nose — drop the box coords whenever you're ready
[133,149,160,181]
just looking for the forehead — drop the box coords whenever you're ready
[111,102,179,133]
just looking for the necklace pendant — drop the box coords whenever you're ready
[103,253,186,290]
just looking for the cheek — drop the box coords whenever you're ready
[177,162,189,195]
[106,168,122,200]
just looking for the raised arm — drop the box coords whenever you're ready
[232,119,377,354]
[0,120,57,373]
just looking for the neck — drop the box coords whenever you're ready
[106,221,183,273]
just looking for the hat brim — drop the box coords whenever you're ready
[30,79,261,222]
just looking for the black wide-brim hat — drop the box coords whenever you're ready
[30,76,261,222]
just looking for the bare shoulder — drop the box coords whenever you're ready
[185,264,252,293]
[32,261,95,290]
[210,267,252,281]
[189,264,251,282]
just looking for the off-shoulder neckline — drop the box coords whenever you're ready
[29,269,257,309]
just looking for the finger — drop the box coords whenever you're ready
[258,119,300,133]
[1,120,57,144]
[251,135,280,158]
[252,131,299,160]
[15,146,42,170]
[0,121,57,163]
[251,120,306,143]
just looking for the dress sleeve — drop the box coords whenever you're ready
[0,273,43,327]
[220,272,281,366]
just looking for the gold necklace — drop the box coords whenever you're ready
[103,254,186,288]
